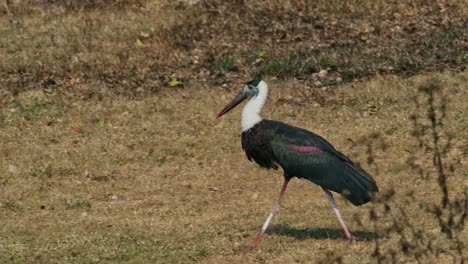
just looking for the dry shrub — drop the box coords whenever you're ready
[359,78,468,263]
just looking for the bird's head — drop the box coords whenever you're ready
[216,79,266,118]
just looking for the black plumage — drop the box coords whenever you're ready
[242,120,378,206]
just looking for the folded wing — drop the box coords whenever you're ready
[266,120,378,206]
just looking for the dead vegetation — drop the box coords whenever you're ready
[358,79,468,263]
[1,72,467,263]
[0,0,467,263]
[0,0,467,97]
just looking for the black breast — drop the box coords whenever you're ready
[241,121,278,170]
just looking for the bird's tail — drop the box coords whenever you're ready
[340,163,379,206]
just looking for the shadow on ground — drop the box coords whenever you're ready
[267,224,382,241]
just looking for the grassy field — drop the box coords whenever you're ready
[1,73,467,263]
[1,1,467,263]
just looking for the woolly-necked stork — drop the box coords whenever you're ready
[216,79,379,250]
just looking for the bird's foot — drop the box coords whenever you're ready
[347,234,356,243]
[245,244,257,253]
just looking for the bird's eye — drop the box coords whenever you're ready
[248,85,254,90]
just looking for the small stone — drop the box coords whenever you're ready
[208,186,220,192]
[314,81,321,87]
[318,69,328,78]
[140,32,150,38]
[321,86,328,91]
[254,58,264,65]
[81,212,88,217]
[336,77,343,83]
[8,164,17,173]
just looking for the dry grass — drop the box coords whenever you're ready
[1,1,467,263]
[0,0,467,97]
[1,71,467,263]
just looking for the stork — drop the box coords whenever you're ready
[216,80,379,250]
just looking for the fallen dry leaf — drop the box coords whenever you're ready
[70,126,82,133]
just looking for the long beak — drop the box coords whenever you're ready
[216,91,248,119]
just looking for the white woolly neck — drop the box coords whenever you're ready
[241,80,268,131]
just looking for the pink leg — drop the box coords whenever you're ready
[322,187,354,240]
[246,179,290,251]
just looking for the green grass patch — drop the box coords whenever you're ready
[214,56,236,71]
[256,49,318,79]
